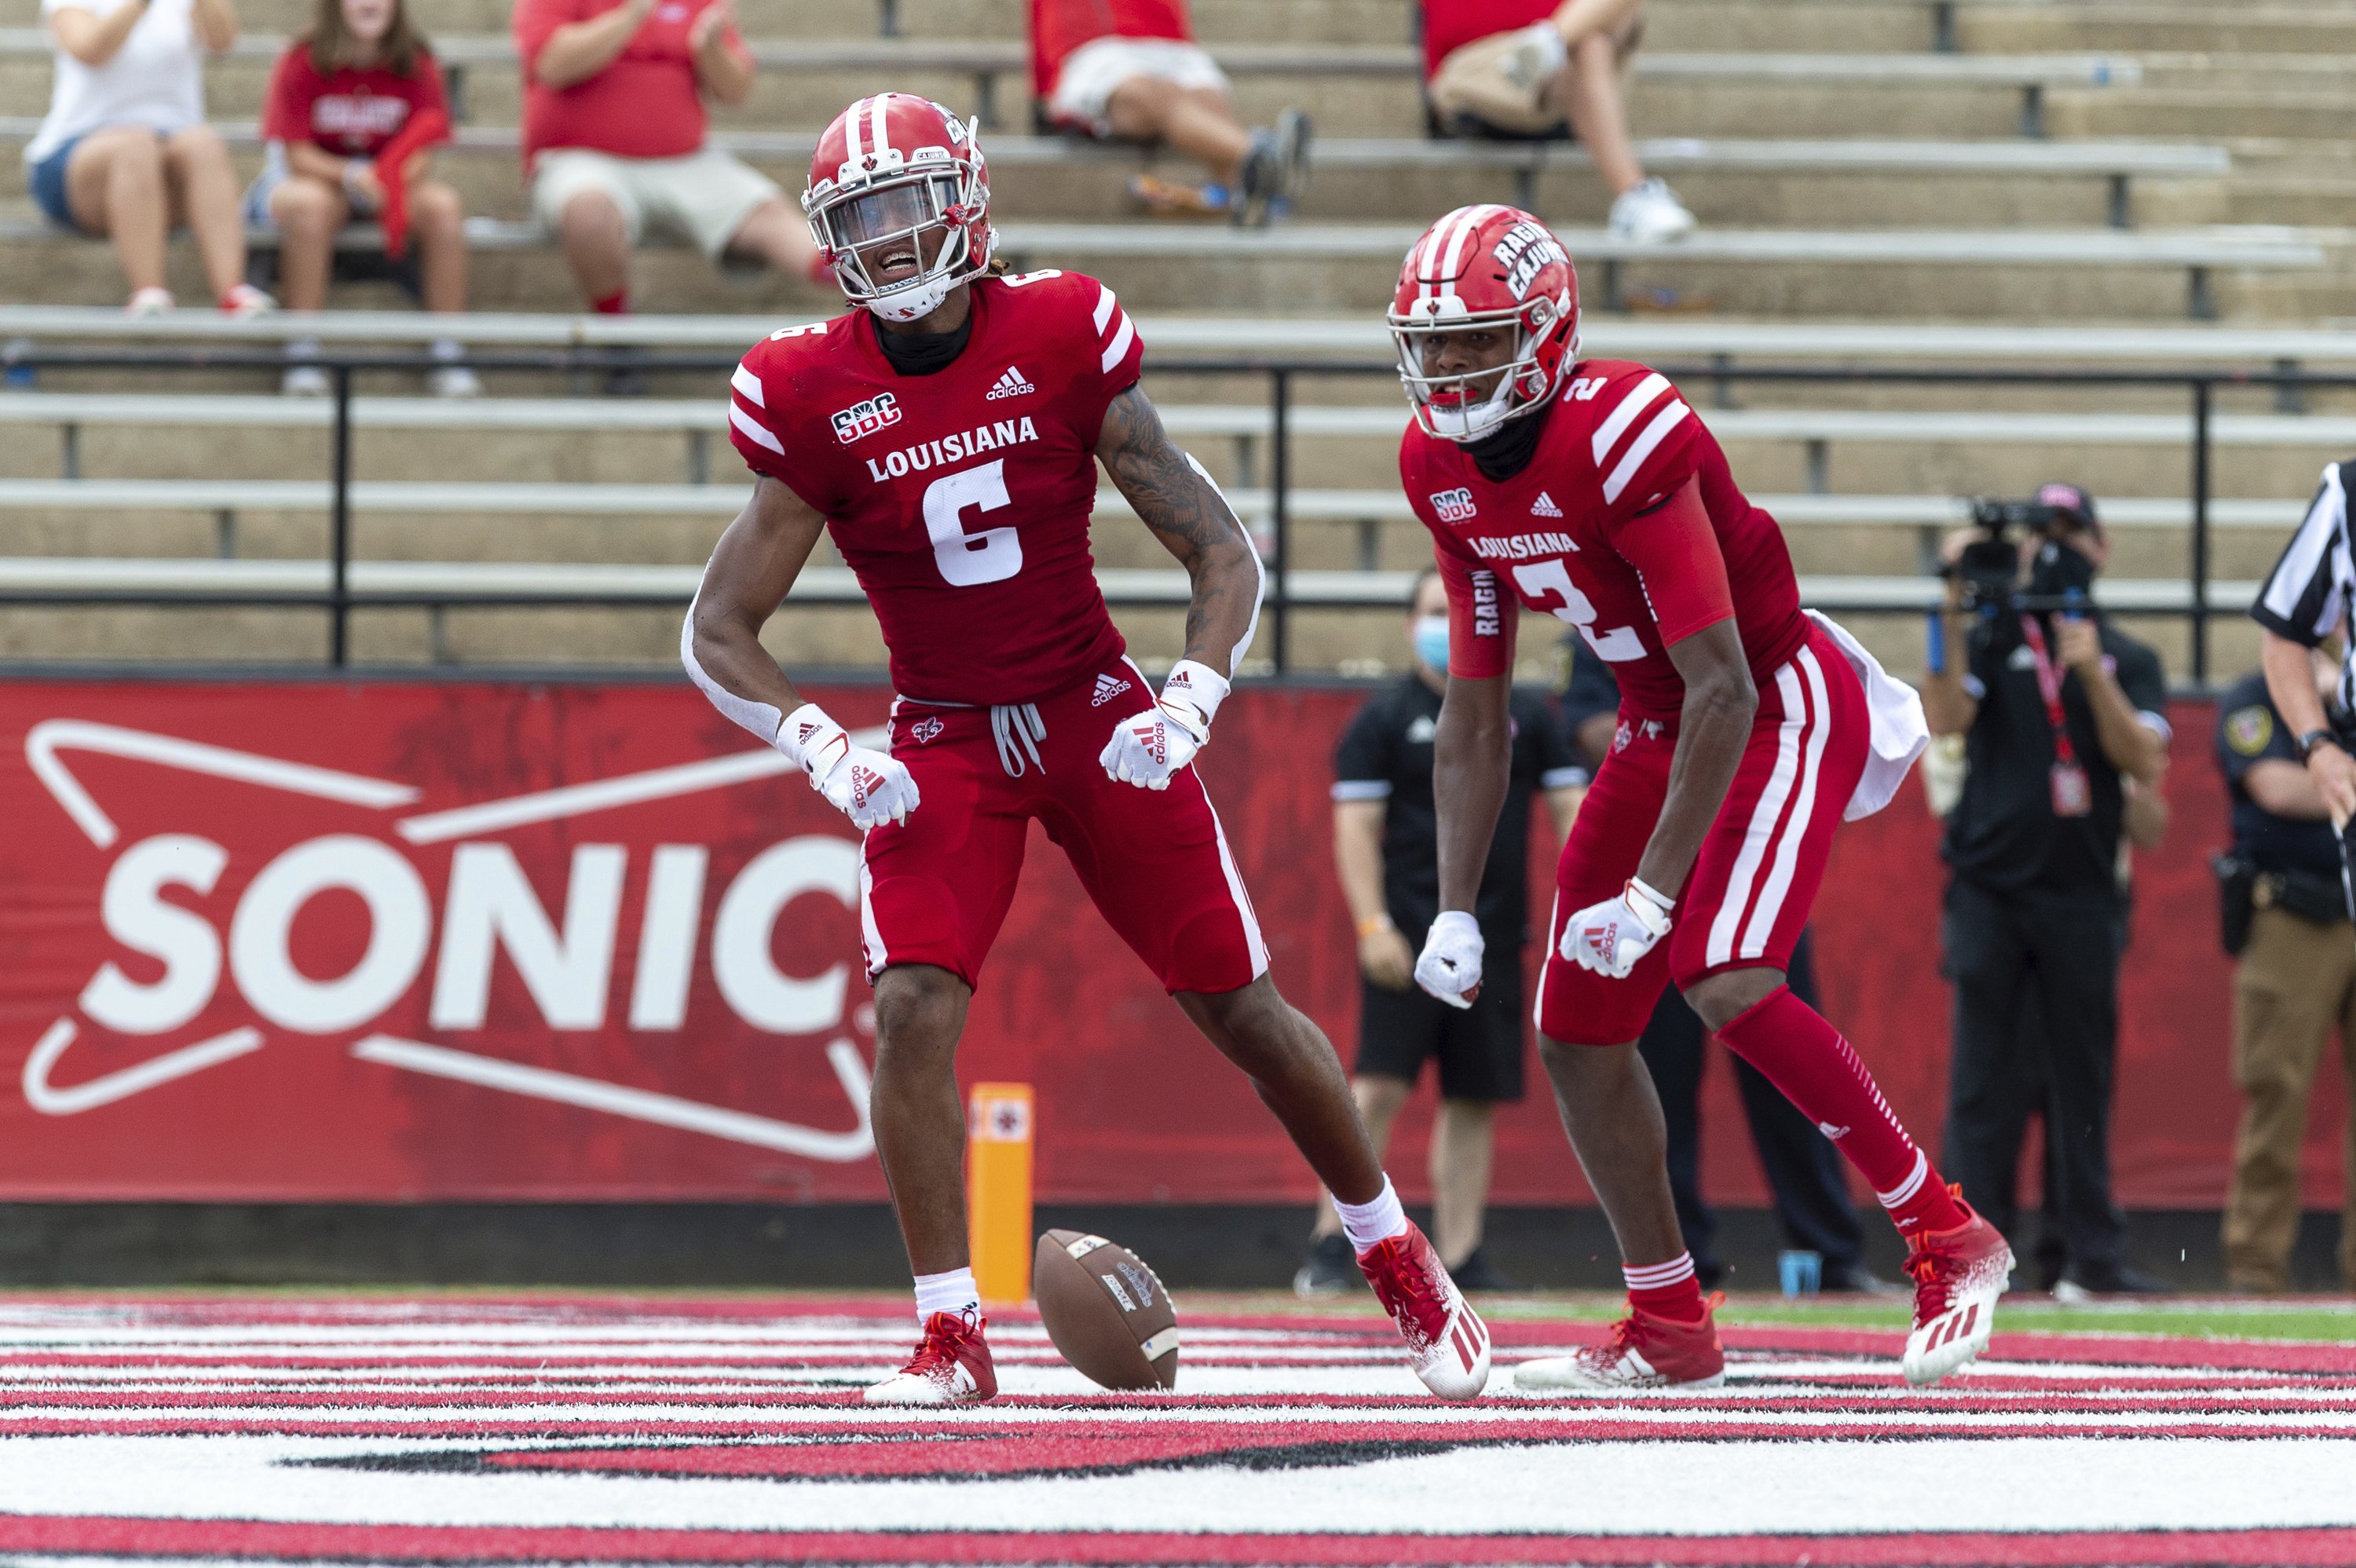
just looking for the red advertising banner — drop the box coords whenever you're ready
[0,681,2331,1208]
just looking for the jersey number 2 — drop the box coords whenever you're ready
[924,461,1023,587]
[1510,560,1647,662]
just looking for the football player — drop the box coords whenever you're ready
[1392,203,2012,1389]
[685,94,1488,1406]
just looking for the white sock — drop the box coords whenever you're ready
[1335,1175,1408,1252]
[912,1266,978,1326]
[429,337,464,362]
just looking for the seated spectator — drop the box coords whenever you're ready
[514,0,823,320]
[1030,0,1309,226]
[251,0,477,397]
[1422,0,1696,242]
[26,0,273,315]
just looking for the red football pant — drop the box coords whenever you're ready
[858,657,1268,996]
[1537,620,1867,1046]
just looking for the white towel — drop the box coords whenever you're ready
[1806,609,1930,822]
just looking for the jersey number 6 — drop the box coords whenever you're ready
[1511,559,1646,662]
[924,460,1023,587]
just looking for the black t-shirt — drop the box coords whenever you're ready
[1557,635,1626,762]
[1941,612,2170,896]
[2216,671,2342,878]
[1333,676,1586,942]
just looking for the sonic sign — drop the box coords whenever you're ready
[0,682,890,1201]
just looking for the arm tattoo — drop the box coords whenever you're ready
[1097,384,1257,663]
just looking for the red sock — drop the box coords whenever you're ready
[591,289,631,315]
[1715,985,1965,1237]
[1624,1253,1707,1322]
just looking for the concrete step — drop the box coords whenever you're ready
[2051,88,2354,143]
[1962,2,2356,54]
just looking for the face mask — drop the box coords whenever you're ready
[2027,539,2095,602]
[1412,615,1450,672]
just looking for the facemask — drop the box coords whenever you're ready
[1412,615,1450,672]
[2027,539,2095,602]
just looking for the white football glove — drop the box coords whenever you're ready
[1101,660,1231,791]
[1561,877,1675,979]
[777,703,919,832]
[1502,20,1569,91]
[1413,910,1485,1010]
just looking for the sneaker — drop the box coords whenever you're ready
[428,364,484,399]
[1232,128,1281,230]
[1608,177,1698,244]
[1271,107,1313,208]
[280,364,331,397]
[1821,1263,1909,1299]
[1511,1297,1725,1394]
[1901,1192,2013,1387]
[220,283,276,318]
[125,287,174,317]
[1445,1246,1518,1293]
[1293,1231,1355,1299]
[862,1309,996,1406]
[2054,1262,2175,1301]
[1356,1220,1490,1400]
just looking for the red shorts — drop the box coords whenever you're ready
[1537,622,1868,1046]
[858,657,1269,996]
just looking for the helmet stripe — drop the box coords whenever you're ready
[869,94,891,160]
[843,96,868,164]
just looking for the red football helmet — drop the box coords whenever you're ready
[804,93,994,323]
[1388,204,1580,442]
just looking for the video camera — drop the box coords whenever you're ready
[1946,484,2101,614]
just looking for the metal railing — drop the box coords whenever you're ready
[0,344,2334,684]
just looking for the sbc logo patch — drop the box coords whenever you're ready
[1431,488,1477,524]
[832,392,903,445]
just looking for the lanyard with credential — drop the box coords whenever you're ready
[2017,615,2092,817]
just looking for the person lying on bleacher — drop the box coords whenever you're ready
[25,0,274,315]
[1030,0,1309,227]
[251,0,479,398]
[1422,0,1696,243]
[514,0,827,328]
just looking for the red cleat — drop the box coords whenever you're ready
[1903,1190,2014,1387]
[1356,1221,1490,1399]
[1509,1296,1726,1393]
[863,1308,997,1405]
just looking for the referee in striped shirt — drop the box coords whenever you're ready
[2255,461,2356,831]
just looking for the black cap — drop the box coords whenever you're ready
[2036,482,2099,536]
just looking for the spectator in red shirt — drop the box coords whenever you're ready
[514,0,820,316]
[1031,0,1308,225]
[251,0,475,397]
[1423,0,1695,241]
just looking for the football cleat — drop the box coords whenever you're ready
[863,1308,997,1405]
[1511,1296,1726,1394]
[1357,1220,1490,1400]
[1901,1190,2014,1387]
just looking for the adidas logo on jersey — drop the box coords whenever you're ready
[1089,674,1133,707]
[986,365,1036,400]
[1531,492,1564,517]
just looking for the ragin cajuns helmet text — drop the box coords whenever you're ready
[805,93,995,323]
[1388,203,1580,442]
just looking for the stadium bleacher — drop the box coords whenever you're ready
[0,0,2351,678]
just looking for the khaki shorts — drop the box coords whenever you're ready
[1426,16,1643,138]
[1046,36,1230,137]
[531,145,781,261]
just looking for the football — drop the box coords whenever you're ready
[1033,1230,1180,1391]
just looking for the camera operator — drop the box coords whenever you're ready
[1921,483,2171,1296]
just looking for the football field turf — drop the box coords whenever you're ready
[0,1291,2349,1567]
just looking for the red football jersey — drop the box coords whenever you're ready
[727,270,1145,706]
[1401,359,1809,720]
[1030,0,1194,97]
[262,45,448,159]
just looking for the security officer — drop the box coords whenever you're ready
[1295,567,1585,1296]
[2214,656,2356,1292]
[1921,483,2171,1296]
[2244,455,2356,1290]
[1559,638,1895,1294]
